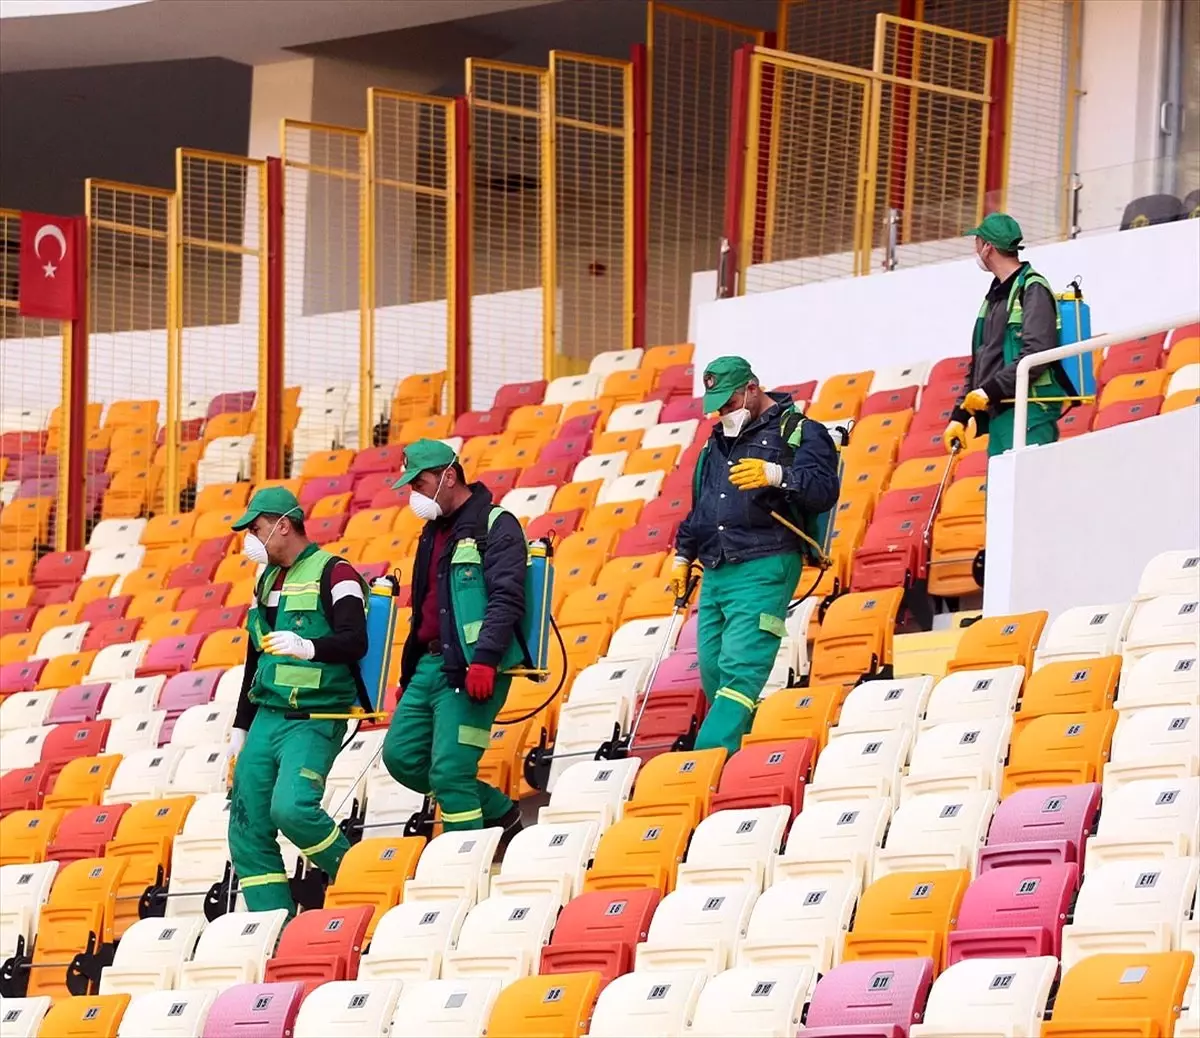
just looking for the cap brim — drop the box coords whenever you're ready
[391,467,421,489]
[963,225,983,238]
[702,386,735,414]
[230,509,258,531]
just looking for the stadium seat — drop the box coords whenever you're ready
[1041,950,1194,1037]
[483,970,601,1037]
[947,611,1048,676]
[0,859,58,964]
[775,797,891,887]
[1122,593,1200,665]
[586,969,704,1036]
[104,796,194,937]
[807,728,911,804]
[0,995,52,1037]
[1012,656,1119,738]
[908,955,1058,1038]
[261,905,373,997]
[622,748,725,828]
[199,980,304,1036]
[355,898,468,981]
[708,740,814,818]
[44,754,123,811]
[386,978,501,1036]
[175,910,288,990]
[689,965,813,1038]
[842,868,969,973]
[321,836,423,938]
[633,881,756,975]
[293,978,405,1037]
[920,665,1023,727]
[32,994,130,1037]
[1086,775,1200,873]
[834,675,933,740]
[97,914,205,994]
[873,790,996,879]
[1119,647,1200,712]
[671,804,788,892]
[1098,368,1169,407]
[810,588,905,687]
[978,782,1101,874]
[535,886,657,986]
[538,757,640,833]
[583,813,692,894]
[401,827,501,905]
[1002,709,1117,795]
[802,957,935,1036]
[439,892,559,981]
[902,716,1011,800]
[113,989,215,1037]
[489,821,597,905]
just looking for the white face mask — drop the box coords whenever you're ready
[720,407,752,438]
[409,467,449,521]
[975,249,990,272]
[242,512,290,566]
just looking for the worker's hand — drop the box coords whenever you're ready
[729,458,783,491]
[228,727,245,760]
[962,388,989,413]
[465,662,496,701]
[262,631,316,660]
[943,420,966,454]
[669,556,693,601]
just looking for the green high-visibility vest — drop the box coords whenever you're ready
[247,543,366,712]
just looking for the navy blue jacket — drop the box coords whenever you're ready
[675,393,840,568]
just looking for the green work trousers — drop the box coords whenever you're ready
[227,705,350,916]
[694,552,803,755]
[381,653,513,830]
[986,403,1059,456]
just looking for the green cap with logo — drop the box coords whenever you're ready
[964,211,1024,252]
[231,486,304,531]
[393,438,458,488]
[701,355,757,414]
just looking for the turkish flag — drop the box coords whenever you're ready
[18,212,81,321]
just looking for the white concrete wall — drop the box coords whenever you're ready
[984,405,1200,622]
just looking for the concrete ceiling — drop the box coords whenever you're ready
[0,0,558,72]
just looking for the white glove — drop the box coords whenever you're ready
[261,631,316,660]
[228,727,245,758]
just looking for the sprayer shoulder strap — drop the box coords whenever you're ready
[472,504,535,669]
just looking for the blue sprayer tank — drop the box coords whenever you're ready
[508,540,554,678]
[1057,278,1094,398]
[361,577,399,710]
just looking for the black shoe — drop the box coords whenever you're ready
[488,804,524,857]
[290,867,330,911]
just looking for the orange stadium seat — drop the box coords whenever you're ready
[38,651,98,689]
[1162,388,1200,412]
[301,449,355,478]
[623,748,726,828]
[193,482,251,513]
[43,754,124,812]
[1011,655,1120,741]
[487,971,602,1038]
[743,683,846,752]
[625,445,679,475]
[556,528,619,571]
[602,369,654,406]
[126,588,181,620]
[558,585,628,634]
[194,510,242,543]
[507,403,563,444]
[0,550,35,587]
[561,397,615,429]
[0,631,36,661]
[620,576,677,623]
[0,809,65,866]
[1098,369,1169,408]
[594,552,666,594]
[927,475,988,597]
[34,994,129,1036]
[810,587,904,687]
[203,411,254,443]
[104,399,159,427]
[584,813,693,895]
[195,627,249,669]
[214,554,260,586]
[0,499,53,550]
[946,610,1048,675]
[1002,709,1118,796]
[104,796,194,938]
[583,500,644,535]
[890,454,954,491]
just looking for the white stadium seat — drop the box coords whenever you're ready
[776,797,890,887]
[293,978,404,1037]
[872,790,995,879]
[901,717,1012,800]
[909,955,1058,1037]
[635,882,758,976]
[641,419,699,453]
[568,658,652,710]
[499,486,556,523]
[362,761,426,839]
[1103,705,1200,791]
[88,518,149,552]
[1122,593,1200,665]
[830,675,933,739]
[402,828,502,905]
[0,862,58,963]
[387,978,502,1038]
[169,744,234,798]
[597,471,666,506]
[0,691,56,734]
[102,745,186,804]
[543,373,602,406]
[177,909,288,989]
[606,400,663,433]
[546,700,630,793]
[358,899,469,982]
[605,618,678,663]
[589,348,643,377]
[323,728,386,824]
[538,757,640,836]
[1035,603,1129,665]
[1137,549,1200,599]
[0,996,52,1038]
[99,915,205,994]
[86,545,146,580]
[440,893,559,981]
[0,726,55,776]
[86,640,151,682]
[921,665,1024,727]
[1118,647,1200,710]
[99,676,166,719]
[587,970,705,1036]
[33,623,88,660]
[736,874,858,973]
[1085,776,1200,871]
[806,729,911,804]
[166,793,232,919]
[870,361,930,394]
[675,805,790,891]
[169,703,236,748]
[785,596,820,680]
[573,451,627,486]
[488,821,597,905]
[115,989,216,1038]
[212,666,244,704]
[689,965,814,1038]
[104,711,166,756]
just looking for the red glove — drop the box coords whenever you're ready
[465,663,496,701]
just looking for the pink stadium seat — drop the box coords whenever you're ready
[540,888,661,986]
[167,560,218,590]
[493,379,547,410]
[350,471,391,511]
[350,444,405,476]
[629,652,706,765]
[191,605,247,637]
[709,739,814,818]
[661,396,704,423]
[82,617,141,652]
[46,802,129,864]
[454,407,512,439]
[1093,397,1162,430]
[300,474,355,511]
[803,958,935,1038]
[675,615,698,653]
[369,486,409,510]
[156,668,221,741]
[977,783,1100,873]
[308,514,350,545]
[0,659,45,695]
[263,905,373,998]
[557,412,602,441]
[538,437,590,467]
[16,477,58,500]
[79,595,131,624]
[32,550,89,589]
[518,458,576,488]
[202,982,304,1038]
[137,634,204,678]
[47,683,108,724]
[614,521,678,558]
[1058,403,1095,438]
[176,583,231,612]
[947,861,1079,965]
[927,355,972,386]
[861,387,919,418]
[206,390,256,419]
[357,561,388,584]
[13,455,57,480]
[477,468,520,499]
[527,509,584,542]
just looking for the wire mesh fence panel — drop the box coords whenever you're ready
[86,181,172,526]
[646,3,762,346]
[779,0,901,67]
[369,89,455,427]
[549,51,634,375]
[466,60,549,409]
[0,209,68,551]
[282,121,369,470]
[172,150,267,511]
[740,51,873,293]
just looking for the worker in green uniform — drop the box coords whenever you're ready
[226,486,369,916]
[381,439,526,843]
[945,212,1073,456]
[672,357,841,754]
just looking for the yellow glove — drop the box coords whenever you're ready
[669,557,694,601]
[962,388,989,413]
[729,458,783,491]
[943,420,966,454]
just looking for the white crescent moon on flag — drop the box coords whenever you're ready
[33,224,67,261]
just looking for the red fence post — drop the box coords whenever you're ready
[721,43,754,298]
[629,42,649,347]
[264,156,285,480]
[65,214,88,551]
[452,96,472,417]
[986,36,1008,202]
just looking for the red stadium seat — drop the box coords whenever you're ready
[772,381,817,404]
[558,412,603,441]
[351,472,393,511]
[652,363,695,400]
[454,407,512,439]
[518,458,576,488]
[32,582,78,608]
[9,722,113,805]
[263,905,373,997]
[896,429,948,462]
[32,551,89,589]
[614,522,678,558]
[47,683,108,724]
[0,761,55,815]
[860,386,918,418]
[803,958,934,1037]
[927,355,972,385]
[660,397,704,423]
[494,379,547,410]
[0,606,37,634]
[1058,403,1095,438]
[709,739,815,818]
[308,514,350,545]
[477,468,520,499]
[166,561,218,590]
[137,635,204,678]
[526,509,584,542]
[351,445,405,476]
[628,652,706,765]
[191,605,247,637]
[78,596,132,624]
[82,617,141,652]
[300,474,356,512]
[0,659,46,695]
[953,452,988,479]
[45,802,130,865]
[176,583,231,612]
[1093,397,1162,430]
[1097,333,1166,386]
[978,783,1101,874]
[947,861,1079,965]
[539,888,661,986]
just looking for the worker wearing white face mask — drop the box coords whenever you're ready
[225,486,369,917]
[672,356,840,754]
[380,439,528,844]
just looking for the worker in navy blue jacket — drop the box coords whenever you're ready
[673,356,840,753]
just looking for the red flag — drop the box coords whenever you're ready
[18,212,81,321]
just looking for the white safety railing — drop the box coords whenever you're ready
[1013,314,1200,450]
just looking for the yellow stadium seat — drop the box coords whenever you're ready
[487,971,602,1038]
[0,498,53,550]
[193,482,251,514]
[842,411,913,466]
[195,627,249,669]
[556,528,619,571]
[301,449,354,478]
[1041,950,1193,1038]
[214,554,259,586]
[310,492,352,518]
[946,611,1047,676]
[624,445,679,476]
[1099,369,1170,408]
[1011,655,1119,742]
[0,809,64,866]
[478,719,531,800]
[251,477,304,498]
[105,399,160,428]
[38,652,97,690]
[1002,709,1117,796]
[552,480,605,517]
[31,601,84,638]
[551,557,604,614]
[0,631,35,662]
[842,868,969,974]
[27,855,126,996]
[44,754,124,812]
[594,552,667,594]
[140,513,197,549]
[108,423,157,454]
[323,836,425,940]
[829,487,877,534]
[582,500,644,535]
[557,623,612,673]
[0,551,35,587]
[583,813,693,894]
[560,397,615,430]
[126,588,181,621]
[88,426,115,451]
[1162,388,1200,413]
[892,628,964,679]
[810,587,905,688]
[592,428,645,455]
[322,539,363,563]
[344,507,400,543]
[202,411,254,443]
[34,993,130,1037]
[72,575,118,607]
[743,683,846,752]
[623,748,726,828]
[396,413,453,443]
[558,585,627,633]
[620,576,677,623]
[602,369,654,406]
[927,475,988,597]
[487,442,541,471]
[507,403,562,442]
[104,796,194,939]
[139,609,197,642]
[0,585,35,610]
[889,455,955,491]
[643,342,693,373]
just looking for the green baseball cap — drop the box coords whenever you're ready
[701,355,757,414]
[965,211,1024,252]
[393,438,458,488]
[231,486,304,531]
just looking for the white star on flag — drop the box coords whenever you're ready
[43,261,56,278]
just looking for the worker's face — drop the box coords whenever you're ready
[411,465,453,503]
[719,381,759,417]
[975,238,993,273]
[248,513,291,565]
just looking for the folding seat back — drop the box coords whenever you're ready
[708,741,814,820]
[538,757,640,832]
[1105,703,1200,792]
[402,827,502,905]
[293,979,404,1037]
[1099,368,1169,407]
[0,858,58,963]
[737,874,858,974]
[82,617,142,652]
[357,898,469,981]
[909,955,1058,1038]
[874,790,996,879]
[87,641,150,682]
[777,797,891,887]
[810,588,904,688]
[485,970,601,1038]
[946,610,1047,676]
[27,855,127,996]
[322,836,425,938]
[0,807,67,869]
[102,746,186,804]
[33,550,90,590]
[0,688,56,736]
[0,659,46,697]
[586,969,705,1037]
[921,665,1023,728]
[1038,603,1129,665]
[688,965,814,1038]
[841,868,969,972]
[1060,857,1198,970]
[1013,656,1119,740]
[39,651,98,689]
[0,995,52,1037]
[113,989,216,1037]
[262,905,373,996]
[41,719,110,773]
[634,882,756,976]
[489,821,597,905]
[536,886,658,986]
[97,675,165,720]
[605,612,676,659]
[1137,548,1200,599]
[97,914,205,994]
[169,702,235,748]
[901,716,1011,801]
[44,755,123,811]
[1002,709,1117,796]
[103,796,194,936]
[1123,592,1200,662]
[623,748,726,828]
[0,724,54,775]
[834,675,933,739]
[46,682,107,725]
[434,891,559,982]
[674,804,789,891]
[33,994,130,1037]
[199,981,304,1038]
[1039,951,1193,1038]
[1087,775,1200,871]
[808,728,911,804]
[978,782,1100,873]
[583,813,692,894]
[803,958,935,1037]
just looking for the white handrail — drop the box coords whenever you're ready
[1012,313,1200,450]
